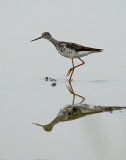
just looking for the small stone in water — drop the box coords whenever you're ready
[51,82,56,87]
[45,77,48,81]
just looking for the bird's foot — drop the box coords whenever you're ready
[66,68,74,76]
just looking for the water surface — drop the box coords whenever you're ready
[1,0,126,160]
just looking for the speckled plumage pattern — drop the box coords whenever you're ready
[55,42,102,58]
[48,36,103,59]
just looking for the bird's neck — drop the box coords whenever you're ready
[48,37,58,47]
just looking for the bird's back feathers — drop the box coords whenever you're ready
[60,42,103,52]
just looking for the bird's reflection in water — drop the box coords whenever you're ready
[66,81,85,105]
[33,80,126,132]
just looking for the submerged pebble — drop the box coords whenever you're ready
[51,82,57,87]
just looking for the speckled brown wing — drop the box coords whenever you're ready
[63,42,103,52]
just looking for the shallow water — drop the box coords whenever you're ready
[1,75,126,160]
[1,0,126,160]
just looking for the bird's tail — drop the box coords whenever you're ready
[94,48,103,52]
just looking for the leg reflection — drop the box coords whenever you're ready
[67,81,85,105]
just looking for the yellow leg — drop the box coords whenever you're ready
[66,58,85,77]
[69,59,74,83]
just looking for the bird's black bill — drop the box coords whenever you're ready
[30,36,42,42]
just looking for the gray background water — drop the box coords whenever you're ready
[0,0,126,160]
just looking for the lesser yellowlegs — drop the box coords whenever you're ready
[31,32,103,82]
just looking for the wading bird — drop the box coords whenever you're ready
[31,32,103,82]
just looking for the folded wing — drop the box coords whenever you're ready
[65,42,103,52]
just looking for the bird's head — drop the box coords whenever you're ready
[31,32,52,42]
